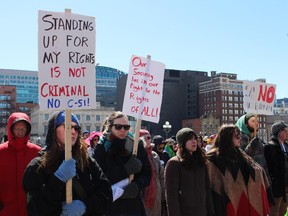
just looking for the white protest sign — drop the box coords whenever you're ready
[243,80,276,115]
[122,55,165,123]
[38,10,96,110]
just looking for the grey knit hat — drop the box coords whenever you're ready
[176,128,196,146]
[271,121,288,137]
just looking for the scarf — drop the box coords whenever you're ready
[164,145,176,158]
[144,147,156,208]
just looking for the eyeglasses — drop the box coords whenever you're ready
[92,138,99,142]
[59,124,81,133]
[13,127,27,133]
[234,133,241,139]
[112,124,131,131]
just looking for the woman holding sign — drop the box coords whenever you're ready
[93,111,151,216]
[23,110,112,216]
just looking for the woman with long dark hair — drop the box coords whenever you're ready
[164,128,214,216]
[206,124,273,216]
[23,110,112,216]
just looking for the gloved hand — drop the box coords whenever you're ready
[54,159,76,182]
[124,155,142,175]
[121,182,139,199]
[61,200,86,216]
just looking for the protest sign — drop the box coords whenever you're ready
[243,80,276,115]
[38,9,96,203]
[122,55,165,123]
[38,10,96,110]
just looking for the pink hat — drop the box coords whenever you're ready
[139,129,149,137]
[85,131,102,146]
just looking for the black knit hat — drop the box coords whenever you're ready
[152,135,164,146]
[245,113,256,124]
[271,121,288,137]
[176,128,196,147]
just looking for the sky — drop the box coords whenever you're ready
[1,0,288,99]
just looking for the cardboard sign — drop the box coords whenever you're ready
[122,55,165,123]
[243,80,276,115]
[38,10,96,110]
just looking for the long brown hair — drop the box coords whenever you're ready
[208,124,246,165]
[39,112,89,175]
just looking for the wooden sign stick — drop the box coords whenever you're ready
[65,109,72,203]
[129,55,151,182]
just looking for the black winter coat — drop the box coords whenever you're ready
[264,137,288,199]
[23,156,112,216]
[93,136,151,215]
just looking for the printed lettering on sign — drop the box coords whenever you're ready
[38,10,96,110]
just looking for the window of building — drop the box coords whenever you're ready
[86,126,91,132]
[86,115,91,121]
[96,115,100,121]
[44,114,49,120]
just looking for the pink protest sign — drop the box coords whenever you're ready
[122,55,165,123]
[38,10,96,110]
[243,80,276,115]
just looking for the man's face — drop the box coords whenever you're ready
[12,121,27,138]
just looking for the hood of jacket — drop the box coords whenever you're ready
[45,111,60,149]
[7,112,31,151]
[235,115,251,138]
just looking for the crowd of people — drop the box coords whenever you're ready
[0,111,288,216]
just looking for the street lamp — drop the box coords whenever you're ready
[163,121,172,139]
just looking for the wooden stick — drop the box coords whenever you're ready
[65,110,72,204]
[64,8,73,204]
[129,118,142,182]
[129,55,151,182]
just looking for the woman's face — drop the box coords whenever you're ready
[185,135,198,154]
[233,130,241,147]
[143,134,152,148]
[111,117,130,139]
[157,143,165,153]
[91,135,99,147]
[197,137,203,148]
[56,122,80,148]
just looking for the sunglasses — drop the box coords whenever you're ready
[145,136,151,140]
[158,147,164,151]
[112,124,131,131]
[234,133,241,139]
[59,124,81,133]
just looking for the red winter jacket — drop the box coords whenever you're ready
[0,112,41,216]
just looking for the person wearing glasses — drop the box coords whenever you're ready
[206,124,273,216]
[139,129,165,216]
[23,110,112,216]
[85,131,101,157]
[0,112,41,216]
[93,111,151,216]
